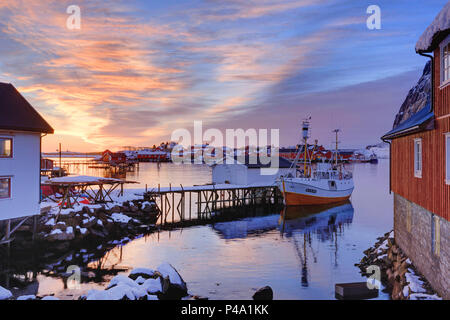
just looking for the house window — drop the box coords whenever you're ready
[0,177,11,199]
[446,133,450,185]
[442,41,450,85]
[414,139,422,178]
[0,138,12,158]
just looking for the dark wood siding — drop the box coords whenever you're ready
[392,112,450,221]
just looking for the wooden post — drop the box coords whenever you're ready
[172,192,175,223]
[32,215,37,242]
[5,219,11,249]
[189,191,192,220]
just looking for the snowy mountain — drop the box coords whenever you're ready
[392,61,431,128]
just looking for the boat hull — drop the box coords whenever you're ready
[283,192,351,206]
[279,177,354,206]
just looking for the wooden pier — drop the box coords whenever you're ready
[143,183,282,226]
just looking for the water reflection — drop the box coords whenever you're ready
[2,161,391,299]
[280,202,354,288]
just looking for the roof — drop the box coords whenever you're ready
[235,155,292,169]
[0,83,54,134]
[216,155,292,168]
[381,103,434,140]
[416,2,450,53]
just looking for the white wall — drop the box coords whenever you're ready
[0,131,40,220]
[212,164,248,185]
[212,164,290,186]
[246,168,291,185]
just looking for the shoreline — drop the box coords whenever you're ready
[356,230,441,300]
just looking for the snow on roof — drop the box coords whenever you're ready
[416,2,450,53]
[45,175,123,184]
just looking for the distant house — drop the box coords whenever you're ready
[212,156,292,185]
[41,158,54,171]
[0,83,54,222]
[102,149,127,164]
[381,3,449,299]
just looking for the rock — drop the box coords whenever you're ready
[128,268,157,280]
[392,276,404,300]
[157,263,188,299]
[111,205,122,213]
[0,286,13,300]
[142,204,153,213]
[90,228,108,239]
[41,296,60,300]
[252,286,273,300]
[142,278,162,294]
[107,275,140,290]
[17,295,36,300]
[46,228,75,241]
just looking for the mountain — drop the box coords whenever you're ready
[392,61,431,128]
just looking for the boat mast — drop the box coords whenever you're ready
[333,129,340,169]
[302,119,310,177]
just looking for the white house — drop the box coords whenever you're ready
[212,156,292,185]
[0,83,54,221]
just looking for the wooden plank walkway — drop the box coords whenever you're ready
[143,183,282,226]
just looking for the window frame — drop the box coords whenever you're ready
[0,137,13,158]
[440,35,450,88]
[414,138,422,178]
[446,133,450,185]
[0,176,12,200]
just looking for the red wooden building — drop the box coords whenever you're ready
[102,149,127,164]
[381,3,449,299]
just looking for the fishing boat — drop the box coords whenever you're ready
[277,119,354,206]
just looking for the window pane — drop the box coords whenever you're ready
[0,139,12,157]
[0,178,11,199]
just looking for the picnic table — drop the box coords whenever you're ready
[42,175,138,210]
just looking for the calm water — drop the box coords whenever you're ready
[16,160,394,299]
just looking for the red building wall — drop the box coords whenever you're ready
[391,47,450,221]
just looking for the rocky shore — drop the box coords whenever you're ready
[11,199,159,254]
[356,230,441,300]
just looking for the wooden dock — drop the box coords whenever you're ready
[143,183,282,226]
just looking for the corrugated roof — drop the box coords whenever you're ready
[0,83,54,134]
[382,103,434,140]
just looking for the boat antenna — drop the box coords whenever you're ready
[302,118,311,177]
[332,129,340,168]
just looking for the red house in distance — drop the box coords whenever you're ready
[102,150,127,165]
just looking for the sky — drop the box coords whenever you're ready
[0,0,448,152]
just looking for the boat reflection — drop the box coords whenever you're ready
[213,202,354,289]
[212,201,354,240]
[279,202,354,288]
[280,201,354,237]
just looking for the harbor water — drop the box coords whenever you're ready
[5,159,393,299]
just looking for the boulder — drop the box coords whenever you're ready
[111,205,122,213]
[0,286,12,300]
[252,286,273,300]
[128,268,157,280]
[46,228,75,241]
[157,263,188,300]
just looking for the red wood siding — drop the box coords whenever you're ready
[434,48,450,118]
[391,117,450,220]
